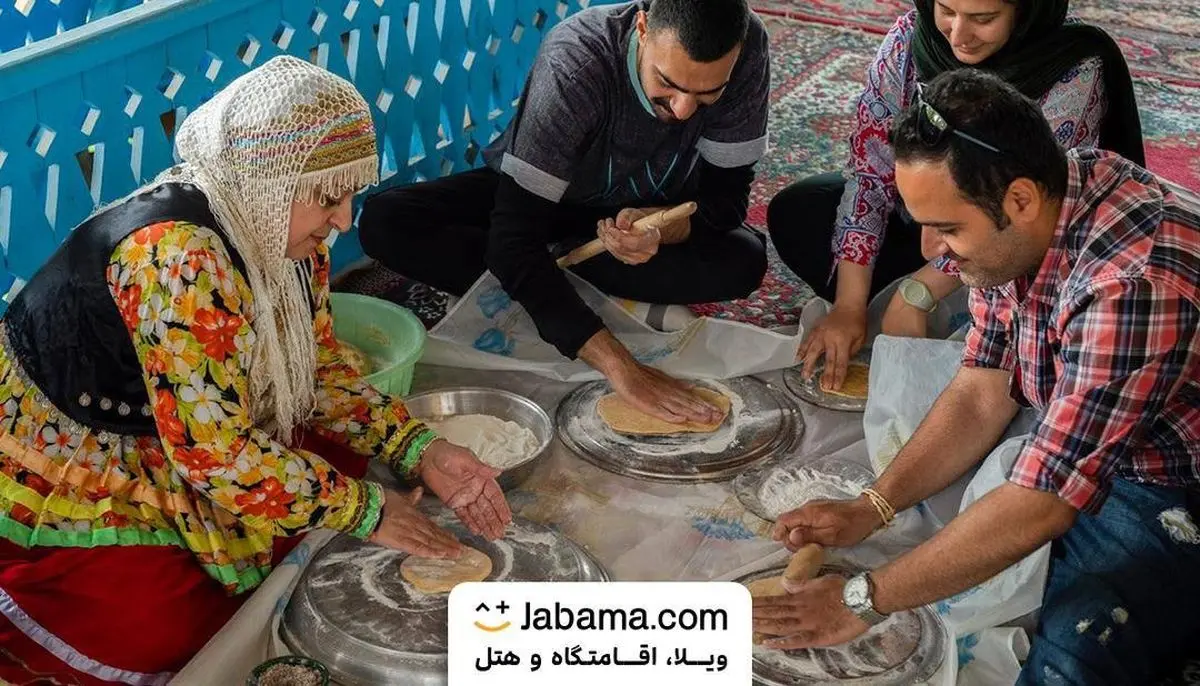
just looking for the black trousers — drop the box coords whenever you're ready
[766,172,926,302]
[357,168,768,303]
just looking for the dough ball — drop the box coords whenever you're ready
[822,362,869,399]
[399,546,493,594]
[597,387,732,435]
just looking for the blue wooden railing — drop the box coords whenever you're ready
[0,0,147,52]
[0,0,616,313]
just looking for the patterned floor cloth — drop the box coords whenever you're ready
[345,2,1199,330]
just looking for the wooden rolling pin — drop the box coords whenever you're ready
[783,543,825,583]
[555,201,698,269]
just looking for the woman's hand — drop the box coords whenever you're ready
[797,304,868,391]
[416,439,512,540]
[369,487,463,558]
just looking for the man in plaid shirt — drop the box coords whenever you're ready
[756,69,1199,684]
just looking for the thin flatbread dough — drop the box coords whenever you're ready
[399,546,492,594]
[597,387,732,435]
[822,362,869,399]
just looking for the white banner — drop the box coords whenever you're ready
[448,581,752,685]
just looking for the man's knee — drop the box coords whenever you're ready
[357,187,414,258]
[1019,577,1151,686]
[716,227,767,298]
[729,230,768,295]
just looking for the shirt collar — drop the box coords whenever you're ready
[1005,156,1081,304]
[627,29,656,117]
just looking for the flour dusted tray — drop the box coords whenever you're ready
[735,455,877,522]
[783,348,873,413]
[280,507,609,685]
[737,563,948,685]
[554,376,803,483]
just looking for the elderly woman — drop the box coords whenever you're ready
[768,0,1144,391]
[0,56,511,684]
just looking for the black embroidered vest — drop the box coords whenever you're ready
[1,182,246,436]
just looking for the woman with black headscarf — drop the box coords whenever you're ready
[768,0,1143,392]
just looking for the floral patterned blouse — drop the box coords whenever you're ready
[829,10,1108,279]
[0,221,435,593]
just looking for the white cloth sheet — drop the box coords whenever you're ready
[178,289,1037,684]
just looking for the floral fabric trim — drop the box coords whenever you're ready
[0,221,433,594]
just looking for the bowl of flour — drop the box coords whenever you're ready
[400,387,552,491]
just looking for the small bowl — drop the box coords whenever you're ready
[247,655,330,686]
[399,387,553,491]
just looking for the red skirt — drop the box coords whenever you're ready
[0,433,368,685]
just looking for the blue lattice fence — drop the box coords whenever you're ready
[0,0,146,53]
[0,0,617,313]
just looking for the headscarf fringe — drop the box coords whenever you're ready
[295,157,380,205]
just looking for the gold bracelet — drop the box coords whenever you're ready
[861,488,896,527]
[872,491,896,523]
[869,488,896,521]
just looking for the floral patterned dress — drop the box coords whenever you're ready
[0,220,434,593]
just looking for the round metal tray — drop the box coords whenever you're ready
[280,508,609,686]
[397,387,552,491]
[738,563,947,685]
[783,349,872,413]
[554,376,803,483]
[735,455,877,522]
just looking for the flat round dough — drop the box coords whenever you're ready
[822,362,869,399]
[399,546,492,594]
[597,387,732,435]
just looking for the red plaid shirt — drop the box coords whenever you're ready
[963,150,1200,514]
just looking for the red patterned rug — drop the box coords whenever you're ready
[753,0,1200,86]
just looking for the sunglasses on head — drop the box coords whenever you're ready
[915,82,1002,154]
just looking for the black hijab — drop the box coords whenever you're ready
[912,0,1145,166]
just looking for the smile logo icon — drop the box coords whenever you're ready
[473,601,512,633]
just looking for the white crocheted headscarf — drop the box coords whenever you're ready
[156,55,379,440]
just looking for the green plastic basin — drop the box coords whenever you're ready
[329,292,426,396]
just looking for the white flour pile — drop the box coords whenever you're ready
[760,468,868,519]
[424,414,540,469]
